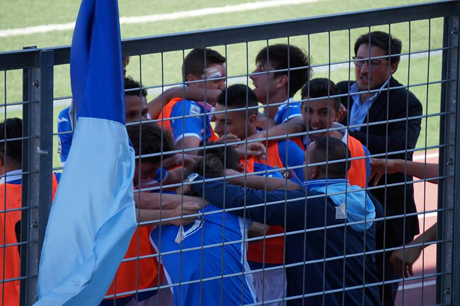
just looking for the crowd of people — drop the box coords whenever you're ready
[1,30,438,306]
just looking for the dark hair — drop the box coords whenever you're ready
[127,122,174,165]
[196,142,240,172]
[217,84,259,116]
[255,44,310,97]
[184,144,240,196]
[0,118,22,164]
[309,136,351,178]
[124,76,147,98]
[301,78,341,112]
[189,154,225,179]
[182,47,226,82]
[354,31,402,64]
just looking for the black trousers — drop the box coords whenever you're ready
[375,250,399,306]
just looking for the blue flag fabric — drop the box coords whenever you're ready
[35,0,137,304]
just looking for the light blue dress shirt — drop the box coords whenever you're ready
[349,79,390,132]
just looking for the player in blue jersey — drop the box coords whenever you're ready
[213,84,306,304]
[156,47,226,156]
[57,76,150,165]
[247,44,310,149]
[214,84,305,182]
[150,146,258,306]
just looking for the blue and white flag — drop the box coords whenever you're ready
[36,0,137,304]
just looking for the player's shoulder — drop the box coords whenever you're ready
[171,99,203,116]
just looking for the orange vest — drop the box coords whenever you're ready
[106,225,161,298]
[239,155,255,173]
[244,141,285,265]
[157,98,219,142]
[347,135,367,188]
[0,174,58,306]
[292,137,306,152]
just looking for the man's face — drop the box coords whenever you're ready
[125,95,149,123]
[189,63,226,91]
[354,44,398,90]
[302,98,339,141]
[213,104,255,140]
[133,161,159,187]
[250,62,279,104]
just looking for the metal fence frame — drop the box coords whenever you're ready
[0,0,459,304]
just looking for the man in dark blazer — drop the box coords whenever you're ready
[338,31,423,305]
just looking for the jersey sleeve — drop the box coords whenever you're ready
[57,107,74,164]
[169,100,204,144]
[274,103,302,125]
[277,140,306,182]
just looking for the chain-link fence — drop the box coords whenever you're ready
[0,0,459,305]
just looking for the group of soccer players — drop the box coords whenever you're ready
[1,30,426,306]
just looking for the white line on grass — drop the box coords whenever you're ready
[0,0,324,38]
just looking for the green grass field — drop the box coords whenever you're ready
[0,0,445,168]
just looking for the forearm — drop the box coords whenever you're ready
[174,137,200,156]
[134,191,199,210]
[190,176,299,226]
[403,161,438,183]
[136,208,176,223]
[249,117,305,142]
[228,173,301,191]
[409,223,437,247]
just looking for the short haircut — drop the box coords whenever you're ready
[182,47,226,82]
[217,84,259,116]
[124,76,147,98]
[127,122,174,165]
[354,31,402,64]
[310,136,351,179]
[0,118,22,164]
[255,44,310,97]
[189,154,225,179]
[196,142,240,172]
[301,78,341,112]
[184,144,240,195]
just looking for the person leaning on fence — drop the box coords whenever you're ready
[0,118,59,306]
[213,83,305,305]
[150,144,260,306]
[246,43,310,149]
[301,78,370,188]
[57,76,150,165]
[337,31,423,305]
[155,47,225,155]
[187,136,382,306]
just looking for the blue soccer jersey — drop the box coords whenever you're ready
[273,99,302,125]
[169,99,215,145]
[57,106,75,165]
[277,140,305,182]
[150,205,257,306]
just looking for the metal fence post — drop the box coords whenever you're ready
[437,9,460,305]
[19,49,54,306]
